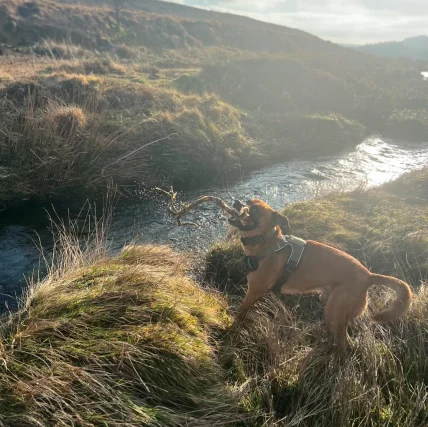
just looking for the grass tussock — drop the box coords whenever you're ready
[44,104,87,137]
[0,69,255,203]
[0,243,244,426]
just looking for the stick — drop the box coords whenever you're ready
[156,187,241,227]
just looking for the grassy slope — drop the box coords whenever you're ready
[0,0,427,203]
[1,170,427,426]
[0,64,255,202]
[0,245,240,426]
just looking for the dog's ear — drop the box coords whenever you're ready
[271,211,290,231]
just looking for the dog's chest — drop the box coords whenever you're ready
[246,251,289,288]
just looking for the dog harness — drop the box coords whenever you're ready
[244,235,306,294]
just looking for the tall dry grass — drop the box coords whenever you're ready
[220,285,428,426]
[0,66,255,204]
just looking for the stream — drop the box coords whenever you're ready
[0,136,427,310]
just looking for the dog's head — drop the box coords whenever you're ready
[228,198,290,234]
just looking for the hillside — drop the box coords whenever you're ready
[355,35,428,61]
[56,0,349,55]
[0,0,427,205]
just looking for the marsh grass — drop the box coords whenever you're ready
[0,67,255,203]
[221,286,428,426]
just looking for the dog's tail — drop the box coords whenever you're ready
[370,273,413,322]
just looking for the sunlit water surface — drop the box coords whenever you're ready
[0,136,427,308]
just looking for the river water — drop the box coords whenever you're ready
[0,136,427,309]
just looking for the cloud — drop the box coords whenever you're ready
[162,0,428,44]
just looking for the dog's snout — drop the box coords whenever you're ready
[233,199,245,211]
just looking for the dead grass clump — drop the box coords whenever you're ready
[33,40,92,60]
[0,72,101,109]
[44,104,87,137]
[0,243,245,426]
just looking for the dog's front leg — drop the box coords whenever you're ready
[233,285,265,325]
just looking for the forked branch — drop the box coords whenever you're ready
[156,187,241,227]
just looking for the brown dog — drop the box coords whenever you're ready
[229,199,412,350]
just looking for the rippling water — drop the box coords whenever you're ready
[111,137,428,252]
[1,136,427,308]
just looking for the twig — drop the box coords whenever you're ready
[156,186,241,227]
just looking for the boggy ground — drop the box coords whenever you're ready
[0,50,364,206]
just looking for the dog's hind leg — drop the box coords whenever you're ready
[324,289,350,350]
[324,286,368,351]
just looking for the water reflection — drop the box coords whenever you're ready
[0,136,428,308]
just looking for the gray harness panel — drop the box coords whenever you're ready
[271,235,306,293]
[244,235,306,292]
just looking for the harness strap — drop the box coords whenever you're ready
[271,268,292,293]
[271,235,306,294]
[243,235,306,294]
[243,235,291,272]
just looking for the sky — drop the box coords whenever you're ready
[162,0,428,45]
